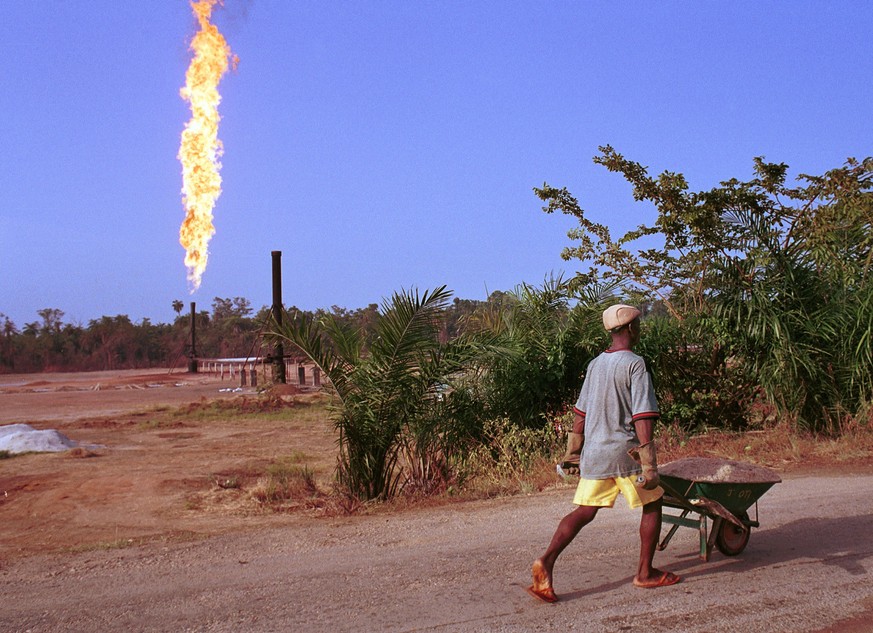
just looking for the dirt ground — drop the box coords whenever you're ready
[0,368,331,559]
[2,370,873,632]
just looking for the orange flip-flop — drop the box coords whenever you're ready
[526,584,559,603]
[528,559,558,602]
[632,571,681,589]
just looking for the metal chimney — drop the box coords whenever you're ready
[271,251,286,384]
[187,301,198,373]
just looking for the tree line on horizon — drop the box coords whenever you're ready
[0,294,506,375]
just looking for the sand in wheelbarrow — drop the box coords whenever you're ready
[660,456,782,484]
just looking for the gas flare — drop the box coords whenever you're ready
[178,0,237,291]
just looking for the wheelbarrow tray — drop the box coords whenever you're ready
[657,457,781,560]
[659,475,778,516]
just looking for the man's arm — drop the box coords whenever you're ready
[558,410,586,474]
[631,416,660,490]
[633,416,656,444]
[572,410,585,435]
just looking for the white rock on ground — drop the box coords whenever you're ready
[0,423,78,454]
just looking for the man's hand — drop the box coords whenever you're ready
[558,431,583,476]
[628,441,660,490]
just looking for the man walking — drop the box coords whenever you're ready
[528,304,680,602]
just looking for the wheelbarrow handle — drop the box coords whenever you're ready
[640,475,686,503]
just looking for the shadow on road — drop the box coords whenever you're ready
[666,512,873,582]
[512,513,873,603]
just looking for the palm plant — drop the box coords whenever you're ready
[710,160,873,432]
[472,275,608,429]
[268,286,485,500]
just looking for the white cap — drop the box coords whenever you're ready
[602,304,641,331]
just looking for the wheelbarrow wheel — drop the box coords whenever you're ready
[715,511,750,556]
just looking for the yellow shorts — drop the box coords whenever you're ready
[573,475,664,509]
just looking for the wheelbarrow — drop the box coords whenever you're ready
[656,457,782,561]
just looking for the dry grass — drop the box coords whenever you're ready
[66,447,99,458]
[658,418,873,473]
[171,395,873,520]
[174,391,302,418]
[65,530,204,554]
[251,454,318,503]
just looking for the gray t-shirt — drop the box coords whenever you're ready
[574,349,659,479]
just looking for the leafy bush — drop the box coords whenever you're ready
[635,314,756,432]
[469,275,606,430]
[453,417,563,495]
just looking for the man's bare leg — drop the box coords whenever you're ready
[529,505,599,602]
[633,500,680,588]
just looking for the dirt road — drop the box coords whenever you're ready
[1,370,872,632]
[1,472,872,632]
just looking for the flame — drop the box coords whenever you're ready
[178,0,236,291]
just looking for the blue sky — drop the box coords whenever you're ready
[1,1,870,328]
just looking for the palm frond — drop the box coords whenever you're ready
[369,286,451,371]
[269,310,357,402]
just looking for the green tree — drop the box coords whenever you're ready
[37,308,65,335]
[539,147,873,432]
[83,315,136,370]
[0,314,18,370]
